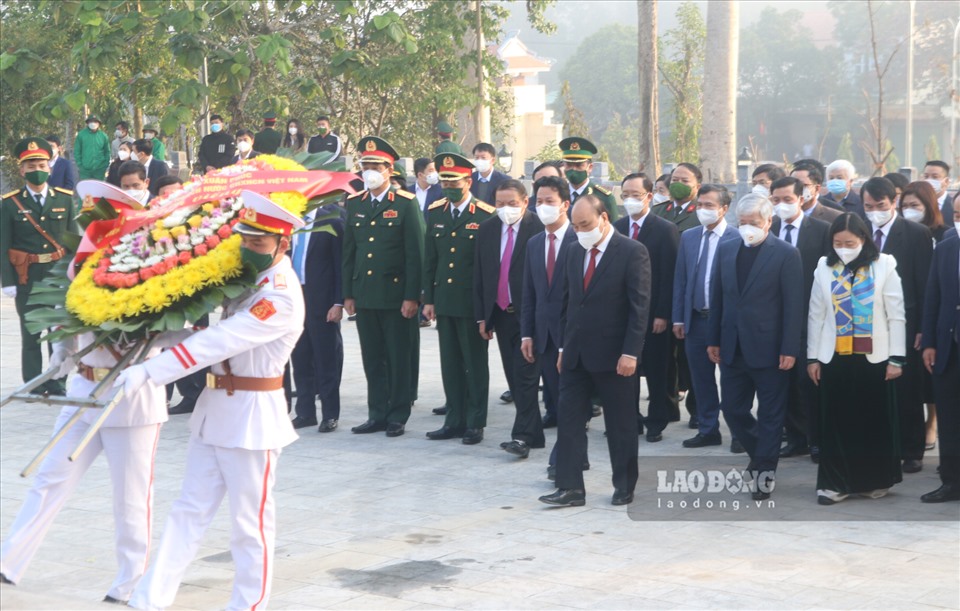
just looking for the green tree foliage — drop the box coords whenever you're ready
[925,135,940,162]
[658,1,705,164]
[837,132,854,161]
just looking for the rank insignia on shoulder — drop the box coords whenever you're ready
[475,201,496,214]
[428,199,447,210]
[273,273,287,290]
[347,190,367,200]
[466,222,480,230]
[53,187,74,196]
[395,189,415,199]
[383,209,398,219]
[2,190,19,199]
[594,184,612,195]
[250,298,277,321]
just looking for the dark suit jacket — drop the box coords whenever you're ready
[921,234,959,374]
[880,216,933,336]
[470,169,508,204]
[474,210,543,328]
[808,199,842,224]
[521,225,577,354]
[822,190,865,219]
[417,184,443,220]
[48,156,76,192]
[771,215,830,314]
[146,158,169,195]
[302,204,345,316]
[672,222,739,329]
[709,235,803,368]
[560,231,651,372]
[614,213,679,325]
[939,192,955,225]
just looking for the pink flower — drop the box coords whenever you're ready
[193,244,208,257]
[151,262,167,276]
[217,224,233,239]
[163,256,178,272]
[140,268,157,281]
[205,235,221,249]
[178,251,192,265]
[122,273,139,288]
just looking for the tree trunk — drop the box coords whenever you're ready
[133,89,143,138]
[637,0,660,175]
[699,0,738,183]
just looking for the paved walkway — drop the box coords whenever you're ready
[1,298,958,610]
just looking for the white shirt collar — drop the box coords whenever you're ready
[452,195,471,215]
[630,210,650,234]
[784,213,803,230]
[25,184,49,200]
[547,219,570,239]
[704,217,728,238]
[593,226,615,254]
[872,214,896,237]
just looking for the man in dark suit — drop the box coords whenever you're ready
[469,142,508,206]
[822,159,865,219]
[290,203,345,432]
[862,176,934,474]
[44,135,76,192]
[708,193,803,500]
[673,185,739,450]
[652,162,701,233]
[132,139,169,196]
[922,160,955,223]
[475,179,544,457]
[614,173,680,442]
[539,194,651,507]
[921,224,960,503]
[791,163,841,224]
[413,157,443,220]
[769,177,831,461]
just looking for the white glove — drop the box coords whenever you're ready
[1,286,16,299]
[48,344,74,379]
[114,363,150,397]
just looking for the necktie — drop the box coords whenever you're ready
[693,231,711,311]
[784,224,794,245]
[874,229,884,251]
[546,233,557,286]
[292,233,307,282]
[34,193,42,208]
[571,190,580,203]
[453,207,461,220]
[497,226,515,309]
[631,222,640,241]
[583,247,599,291]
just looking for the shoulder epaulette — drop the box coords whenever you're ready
[593,184,612,196]
[394,189,415,199]
[2,190,20,199]
[428,198,448,211]
[475,200,496,214]
[346,190,367,200]
[53,187,73,196]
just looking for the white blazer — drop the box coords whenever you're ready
[807,253,906,365]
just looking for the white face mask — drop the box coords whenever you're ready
[835,245,862,265]
[773,202,799,220]
[124,189,148,203]
[752,184,770,198]
[696,208,720,227]
[473,158,491,173]
[114,130,123,138]
[739,224,766,246]
[577,224,603,250]
[622,197,647,217]
[362,169,385,191]
[802,187,814,203]
[237,140,252,153]
[88,122,99,131]
[288,127,298,135]
[536,203,561,226]
[866,209,894,227]
[425,171,439,185]
[955,221,960,234]
[117,150,131,161]
[926,178,945,195]
[902,208,924,223]
[652,193,670,205]
[497,206,523,226]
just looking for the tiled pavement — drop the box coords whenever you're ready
[1,298,958,610]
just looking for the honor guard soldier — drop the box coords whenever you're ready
[120,190,305,611]
[254,111,282,155]
[423,153,496,444]
[343,136,424,437]
[0,137,75,394]
[559,137,618,221]
[434,121,465,156]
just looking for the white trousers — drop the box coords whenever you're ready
[129,437,279,611]
[0,411,161,601]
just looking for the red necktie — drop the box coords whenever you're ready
[583,247,599,291]
[631,222,640,240]
[546,233,557,286]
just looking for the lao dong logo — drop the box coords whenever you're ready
[656,468,775,495]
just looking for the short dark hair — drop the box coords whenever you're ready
[532,160,562,178]
[655,173,671,185]
[771,176,803,197]
[861,177,897,203]
[495,178,527,198]
[924,160,950,175]
[792,162,823,186]
[883,172,910,191]
[44,134,61,146]
[901,181,943,229]
[117,160,146,181]
[132,138,153,156]
[473,142,496,157]
[825,213,880,271]
[317,115,330,123]
[210,114,223,122]
[697,184,731,207]
[413,157,432,176]
[235,129,255,139]
[794,158,826,177]
[115,121,128,130]
[621,172,653,192]
[676,162,703,183]
[154,174,183,192]
[533,175,570,202]
[574,193,606,217]
[753,163,786,182]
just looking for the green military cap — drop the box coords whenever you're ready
[434,153,474,181]
[357,136,399,165]
[143,124,159,134]
[85,114,101,124]
[263,111,277,122]
[436,120,454,135]
[13,137,53,164]
[559,137,598,162]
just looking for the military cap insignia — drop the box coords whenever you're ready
[383,209,398,218]
[250,298,277,321]
[241,208,257,222]
[365,139,377,151]
[569,141,580,151]
[443,156,455,168]
[27,141,38,151]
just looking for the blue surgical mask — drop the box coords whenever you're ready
[211,123,222,133]
[826,179,847,196]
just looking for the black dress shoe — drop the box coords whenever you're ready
[432,405,448,415]
[688,416,699,430]
[921,484,960,503]
[103,595,127,605]
[426,425,465,440]
[0,572,13,585]
[351,420,386,434]
[611,489,634,506]
[683,433,721,448]
[462,428,484,445]
[168,400,196,415]
[591,405,602,417]
[780,442,810,457]
[730,438,746,454]
[318,419,338,433]
[291,416,319,430]
[645,432,663,443]
[542,414,558,428]
[502,440,530,458]
[500,390,513,403]
[902,458,923,474]
[817,495,837,506]
[385,422,405,437]
[539,489,586,507]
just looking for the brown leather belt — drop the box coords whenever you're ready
[78,363,111,382]
[28,250,65,264]
[206,373,283,394]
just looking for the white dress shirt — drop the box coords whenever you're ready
[871,214,896,249]
[700,218,728,304]
[778,212,803,245]
[629,210,650,238]
[544,220,570,266]
[582,225,614,274]
[24,183,49,207]
[415,182,429,211]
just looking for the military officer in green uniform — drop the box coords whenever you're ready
[343,136,424,437]
[0,138,75,394]
[142,124,166,163]
[559,137,618,221]
[434,121,464,156]
[651,162,701,233]
[422,153,496,445]
[254,111,282,155]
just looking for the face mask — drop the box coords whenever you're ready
[242,246,275,272]
[622,197,647,217]
[114,130,123,138]
[577,224,603,250]
[826,178,847,195]
[442,186,464,203]
[955,221,960,235]
[211,123,222,133]
[902,208,924,223]
[473,158,491,174]
[87,122,99,131]
[24,170,49,186]
[835,245,862,265]
[237,141,252,153]
[124,189,148,203]
[565,169,588,186]
[288,127,298,135]
[865,209,893,227]
[117,150,131,161]
[144,132,156,140]
[669,181,692,201]
[802,187,814,203]
[652,193,670,205]
[497,206,523,226]
[739,224,765,246]
[317,126,328,135]
[425,171,439,185]
[696,208,719,226]
[926,178,944,195]
[536,203,561,226]
[773,202,799,220]
[50,148,59,159]
[752,184,770,198]
[362,169,385,191]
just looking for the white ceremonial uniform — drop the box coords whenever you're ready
[0,334,167,601]
[129,256,303,611]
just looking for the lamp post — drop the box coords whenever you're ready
[498,144,513,175]
[736,146,753,200]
